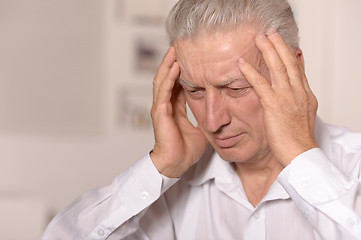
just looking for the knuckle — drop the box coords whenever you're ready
[150,107,155,118]
[150,104,161,117]
[288,60,299,72]
[310,95,319,111]
[151,103,168,117]
[274,63,287,73]
[288,57,299,67]
[153,76,161,87]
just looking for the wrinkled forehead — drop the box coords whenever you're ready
[173,28,266,86]
[174,27,263,69]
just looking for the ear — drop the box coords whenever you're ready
[295,48,305,71]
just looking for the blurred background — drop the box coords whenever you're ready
[0,0,360,239]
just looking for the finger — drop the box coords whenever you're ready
[297,59,318,113]
[255,33,291,90]
[267,32,303,89]
[154,62,180,111]
[153,47,176,105]
[172,85,188,124]
[172,80,186,104]
[295,55,312,94]
[238,58,274,99]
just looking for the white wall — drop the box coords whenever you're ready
[0,0,175,239]
[290,0,361,132]
[0,0,360,239]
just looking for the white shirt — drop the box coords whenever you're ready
[40,119,361,240]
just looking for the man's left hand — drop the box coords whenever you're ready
[238,31,319,166]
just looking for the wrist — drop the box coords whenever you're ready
[150,150,188,178]
[277,140,319,167]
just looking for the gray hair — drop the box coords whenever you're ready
[166,0,299,48]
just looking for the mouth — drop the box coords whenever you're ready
[214,133,244,148]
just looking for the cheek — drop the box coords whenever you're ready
[234,93,267,141]
[186,92,266,138]
[186,91,264,123]
[231,91,263,119]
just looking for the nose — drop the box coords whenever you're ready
[204,91,231,133]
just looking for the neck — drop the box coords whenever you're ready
[234,153,284,207]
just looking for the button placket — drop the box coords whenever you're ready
[97,229,105,237]
[300,178,311,186]
[346,218,355,227]
[141,190,150,200]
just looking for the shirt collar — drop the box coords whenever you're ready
[185,146,291,206]
[185,146,236,186]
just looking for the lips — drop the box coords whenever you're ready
[214,133,243,148]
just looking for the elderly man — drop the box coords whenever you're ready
[41,0,361,239]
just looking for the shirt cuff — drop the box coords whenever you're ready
[146,153,180,194]
[89,154,179,239]
[278,148,355,205]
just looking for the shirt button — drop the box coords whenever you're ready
[346,218,355,227]
[97,229,105,236]
[253,213,260,219]
[141,191,150,200]
[300,179,311,186]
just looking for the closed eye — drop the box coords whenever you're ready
[180,84,205,99]
[224,86,252,98]
[186,88,205,98]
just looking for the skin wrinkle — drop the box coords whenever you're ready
[150,24,317,208]
[173,27,294,207]
[177,43,256,88]
[176,34,266,90]
[175,28,269,163]
[149,2,317,210]
[179,76,250,90]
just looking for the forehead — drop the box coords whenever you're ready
[174,27,261,83]
[177,27,257,55]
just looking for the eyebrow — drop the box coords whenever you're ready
[178,77,199,88]
[216,78,246,87]
[179,76,248,88]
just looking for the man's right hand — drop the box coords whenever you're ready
[150,47,208,178]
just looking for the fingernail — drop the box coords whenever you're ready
[256,34,266,40]
[265,28,276,36]
[239,58,245,64]
[168,47,173,53]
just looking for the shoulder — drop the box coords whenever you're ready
[326,124,361,152]
[321,122,361,179]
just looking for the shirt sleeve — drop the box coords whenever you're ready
[39,154,179,240]
[277,148,361,240]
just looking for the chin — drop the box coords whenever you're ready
[213,145,252,163]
